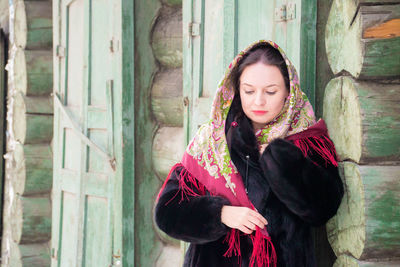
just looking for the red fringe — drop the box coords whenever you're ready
[293,134,338,167]
[223,229,241,258]
[157,163,207,205]
[224,228,277,267]
[249,228,277,267]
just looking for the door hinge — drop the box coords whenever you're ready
[275,3,296,22]
[110,38,119,53]
[56,45,65,58]
[188,22,201,37]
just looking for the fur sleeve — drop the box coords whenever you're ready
[155,165,230,244]
[259,138,344,226]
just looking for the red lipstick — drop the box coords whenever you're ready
[252,110,267,115]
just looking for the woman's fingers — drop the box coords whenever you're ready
[249,210,268,226]
[221,206,268,234]
[239,225,253,235]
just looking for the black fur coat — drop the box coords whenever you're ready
[155,114,344,267]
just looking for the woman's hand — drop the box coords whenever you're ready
[221,206,268,234]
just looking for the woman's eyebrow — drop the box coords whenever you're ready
[241,82,279,88]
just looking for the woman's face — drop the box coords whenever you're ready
[239,62,289,131]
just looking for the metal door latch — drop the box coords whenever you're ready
[188,22,201,37]
[275,3,296,22]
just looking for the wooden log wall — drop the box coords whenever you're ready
[150,0,184,266]
[1,0,53,266]
[323,0,400,265]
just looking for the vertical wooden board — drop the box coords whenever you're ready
[274,0,287,51]
[237,0,275,51]
[90,0,112,107]
[82,196,110,266]
[0,31,5,231]
[202,0,223,98]
[133,0,162,265]
[120,0,135,264]
[58,191,79,267]
[223,0,236,68]
[66,0,84,112]
[52,0,63,265]
[285,0,301,71]
[299,0,317,107]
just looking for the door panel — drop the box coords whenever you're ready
[52,0,116,266]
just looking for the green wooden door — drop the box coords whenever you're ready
[183,0,316,141]
[52,0,118,266]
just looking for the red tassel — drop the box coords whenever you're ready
[223,229,241,259]
[249,228,277,267]
[157,163,207,205]
[293,134,338,167]
[157,163,183,202]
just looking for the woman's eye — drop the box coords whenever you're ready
[244,90,254,94]
[265,91,276,95]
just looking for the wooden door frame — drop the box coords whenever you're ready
[121,0,135,265]
[0,29,7,255]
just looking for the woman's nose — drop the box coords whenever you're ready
[254,92,266,106]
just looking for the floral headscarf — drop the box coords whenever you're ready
[185,40,316,196]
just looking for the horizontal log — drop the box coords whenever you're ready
[11,195,51,244]
[12,143,52,196]
[13,108,53,144]
[14,1,52,49]
[360,165,400,260]
[14,48,53,96]
[14,92,53,114]
[325,1,400,79]
[323,76,400,164]
[334,255,400,267]
[151,68,183,126]
[161,0,182,7]
[152,127,184,179]
[151,7,182,68]
[9,241,51,267]
[327,163,400,260]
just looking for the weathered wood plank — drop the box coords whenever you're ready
[9,241,50,267]
[152,127,184,179]
[14,1,52,50]
[11,195,51,244]
[325,1,400,79]
[323,76,400,164]
[151,6,182,68]
[364,18,400,39]
[151,68,183,126]
[327,163,400,261]
[12,143,52,196]
[14,49,53,96]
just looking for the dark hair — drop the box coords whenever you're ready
[228,44,290,94]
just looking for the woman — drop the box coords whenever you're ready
[155,40,343,267]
